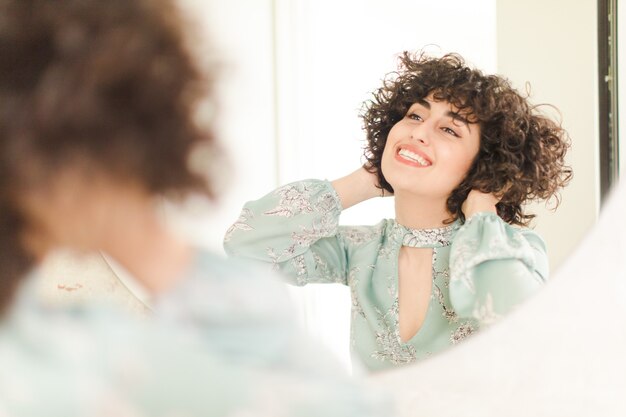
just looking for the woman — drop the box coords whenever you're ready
[0,0,388,415]
[224,52,572,371]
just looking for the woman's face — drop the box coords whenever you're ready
[381,94,481,199]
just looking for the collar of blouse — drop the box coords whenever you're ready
[394,220,460,248]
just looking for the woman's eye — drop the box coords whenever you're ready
[407,113,422,121]
[442,127,459,137]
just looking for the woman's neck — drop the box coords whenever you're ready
[393,190,452,230]
[101,195,193,295]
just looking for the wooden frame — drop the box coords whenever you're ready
[598,0,619,202]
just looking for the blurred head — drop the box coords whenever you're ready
[0,0,218,310]
[362,52,572,225]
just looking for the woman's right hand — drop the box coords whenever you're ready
[331,166,391,210]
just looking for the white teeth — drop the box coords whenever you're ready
[398,148,430,166]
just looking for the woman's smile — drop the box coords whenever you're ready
[395,144,433,168]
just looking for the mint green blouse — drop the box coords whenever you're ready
[224,180,548,371]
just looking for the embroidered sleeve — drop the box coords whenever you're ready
[223,180,350,285]
[448,212,548,325]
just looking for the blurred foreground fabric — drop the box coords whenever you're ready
[36,251,149,314]
[0,251,390,416]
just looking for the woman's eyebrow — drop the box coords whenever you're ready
[448,112,471,132]
[415,99,430,109]
[413,100,472,133]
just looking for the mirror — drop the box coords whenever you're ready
[185,0,598,371]
[40,0,603,377]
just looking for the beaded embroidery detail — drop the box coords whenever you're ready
[399,222,457,248]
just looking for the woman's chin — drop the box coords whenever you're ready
[388,183,453,201]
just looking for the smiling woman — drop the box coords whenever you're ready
[224,52,572,371]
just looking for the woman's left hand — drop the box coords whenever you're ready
[461,189,500,219]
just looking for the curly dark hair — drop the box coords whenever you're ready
[0,0,217,310]
[362,51,572,226]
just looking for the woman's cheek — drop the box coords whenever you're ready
[380,147,394,181]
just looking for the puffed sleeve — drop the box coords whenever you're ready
[448,212,548,324]
[223,180,349,285]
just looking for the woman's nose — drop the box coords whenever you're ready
[410,123,431,145]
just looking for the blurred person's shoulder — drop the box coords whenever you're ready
[163,248,294,320]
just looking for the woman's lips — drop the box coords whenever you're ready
[394,144,432,168]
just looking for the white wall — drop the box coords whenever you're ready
[167,0,278,252]
[496,0,600,271]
